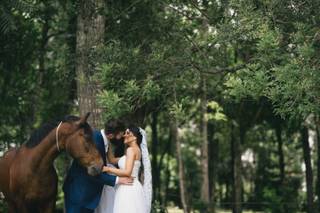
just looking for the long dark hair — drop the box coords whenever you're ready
[128,126,142,146]
[128,125,144,182]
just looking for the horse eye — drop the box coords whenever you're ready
[83,134,91,140]
[83,140,90,152]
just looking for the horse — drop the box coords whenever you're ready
[0,112,104,213]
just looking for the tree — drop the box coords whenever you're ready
[301,126,315,213]
[76,0,106,128]
[171,111,190,213]
[199,74,210,211]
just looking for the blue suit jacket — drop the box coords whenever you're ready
[63,130,116,210]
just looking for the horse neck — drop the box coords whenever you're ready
[31,130,61,171]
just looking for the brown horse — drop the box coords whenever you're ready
[0,113,104,213]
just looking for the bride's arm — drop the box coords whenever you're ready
[107,143,120,164]
[103,148,135,177]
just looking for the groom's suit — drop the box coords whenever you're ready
[63,130,117,213]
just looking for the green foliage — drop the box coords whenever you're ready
[97,90,132,120]
[263,179,301,213]
[92,36,197,121]
[168,97,196,123]
[151,200,168,213]
[0,0,33,34]
[224,65,270,102]
[223,1,320,121]
[207,101,227,122]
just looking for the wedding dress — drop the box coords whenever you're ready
[113,155,147,213]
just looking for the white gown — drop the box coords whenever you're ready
[113,156,147,213]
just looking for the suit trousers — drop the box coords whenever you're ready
[65,198,94,213]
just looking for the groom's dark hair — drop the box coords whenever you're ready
[104,119,125,134]
[111,138,125,157]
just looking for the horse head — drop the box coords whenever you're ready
[57,112,103,176]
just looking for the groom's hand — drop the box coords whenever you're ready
[118,177,134,185]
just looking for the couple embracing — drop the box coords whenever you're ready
[63,120,152,213]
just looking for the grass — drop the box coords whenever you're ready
[167,207,264,213]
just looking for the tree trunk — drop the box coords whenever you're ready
[39,16,49,89]
[159,126,172,206]
[76,0,105,128]
[316,122,320,213]
[151,112,160,202]
[32,12,50,124]
[208,122,216,212]
[231,123,242,213]
[301,127,315,213]
[200,74,210,212]
[276,126,285,183]
[163,153,171,207]
[225,181,230,207]
[171,115,190,213]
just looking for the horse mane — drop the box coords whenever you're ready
[25,115,86,148]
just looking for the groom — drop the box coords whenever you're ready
[63,119,131,213]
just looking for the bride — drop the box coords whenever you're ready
[101,126,152,213]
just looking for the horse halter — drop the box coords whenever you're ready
[56,122,63,152]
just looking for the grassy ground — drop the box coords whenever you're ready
[167,207,264,213]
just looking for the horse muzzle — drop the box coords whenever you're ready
[0,192,4,200]
[87,164,103,176]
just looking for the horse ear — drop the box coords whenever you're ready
[77,112,91,126]
[84,112,91,121]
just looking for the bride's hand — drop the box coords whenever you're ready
[102,166,111,173]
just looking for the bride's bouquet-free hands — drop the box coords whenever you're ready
[102,165,135,185]
[102,166,111,173]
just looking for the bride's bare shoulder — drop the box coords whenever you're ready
[126,147,140,158]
